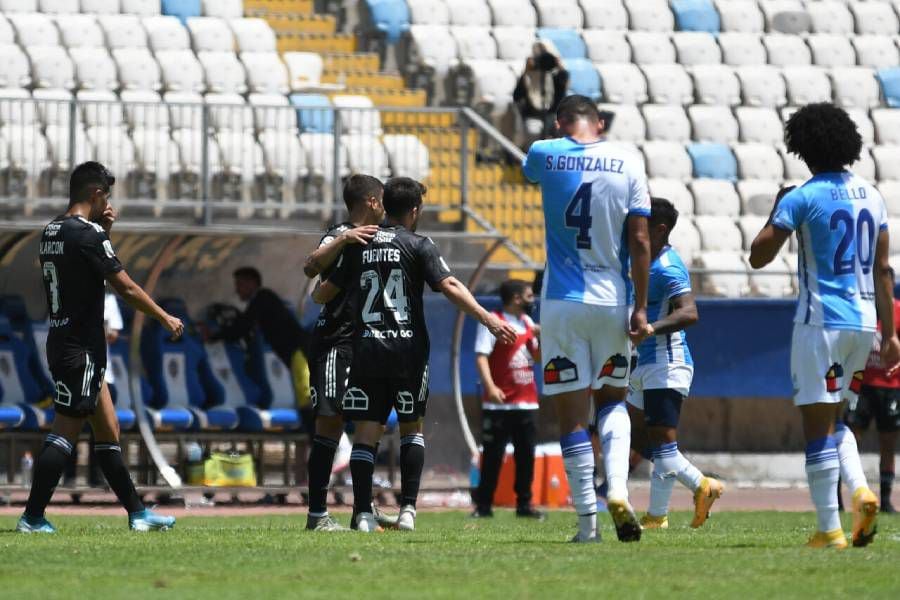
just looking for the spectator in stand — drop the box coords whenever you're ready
[471,279,545,520]
[513,41,569,144]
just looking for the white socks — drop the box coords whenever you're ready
[834,423,869,494]
[648,470,676,517]
[648,441,703,516]
[560,429,597,537]
[806,436,841,532]
[597,402,631,501]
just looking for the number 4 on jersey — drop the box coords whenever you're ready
[565,182,593,250]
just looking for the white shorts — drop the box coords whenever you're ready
[627,363,693,410]
[790,324,874,407]
[540,300,632,395]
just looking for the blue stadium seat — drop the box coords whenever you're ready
[537,28,587,59]
[687,143,738,181]
[0,295,54,400]
[670,0,721,33]
[876,67,900,108]
[161,0,202,25]
[289,93,334,133]
[565,58,601,101]
[364,0,411,45]
[107,336,149,432]
[241,334,301,431]
[0,315,50,430]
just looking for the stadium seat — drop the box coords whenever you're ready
[670,0,720,33]
[583,30,630,63]
[782,66,832,105]
[383,134,430,183]
[407,0,450,25]
[808,34,856,68]
[40,0,79,13]
[290,93,334,133]
[82,0,121,14]
[806,0,854,35]
[258,128,308,199]
[9,13,60,47]
[668,215,701,260]
[157,49,204,93]
[230,18,277,53]
[736,65,786,107]
[565,58,601,101]
[79,89,124,128]
[447,0,492,27]
[34,89,77,127]
[493,27,536,63]
[300,132,350,188]
[200,340,258,430]
[0,295,54,401]
[778,144,812,181]
[714,0,763,32]
[215,129,266,199]
[202,0,242,19]
[363,0,411,44]
[625,0,675,32]
[598,103,645,144]
[642,104,691,142]
[161,0,202,25]
[687,142,737,181]
[144,15,192,51]
[537,28,586,59]
[696,250,749,296]
[99,14,150,49]
[746,253,793,298]
[343,133,390,179]
[86,125,138,186]
[240,52,289,95]
[579,0,628,30]
[880,181,900,215]
[283,52,329,92]
[737,179,780,216]
[871,145,900,182]
[846,107,875,144]
[332,94,381,135]
[876,67,900,108]
[733,142,784,180]
[534,0,583,29]
[2,124,51,185]
[873,109,900,146]
[69,47,118,91]
[26,46,76,90]
[735,106,782,145]
[240,334,301,431]
[172,123,223,179]
[763,33,811,66]
[55,14,105,48]
[649,178,694,215]
[113,47,163,91]
[124,0,162,16]
[642,140,693,181]
[831,67,880,109]
[0,44,33,88]
[198,51,248,94]
[451,26,498,61]
[688,105,739,143]
[106,339,142,432]
[131,126,180,196]
[0,315,44,428]
[0,0,37,11]
[717,32,767,66]
[627,31,676,64]
[690,179,740,216]
[852,36,899,70]
[595,63,647,104]
[406,24,459,79]
[0,15,12,44]
[691,64,741,105]
[759,0,809,34]
[850,1,900,36]
[673,31,721,65]
[641,64,693,105]
[455,58,518,116]
[0,87,36,126]
[206,92,253,130]
[187,16,235,53]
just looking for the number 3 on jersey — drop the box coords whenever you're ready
[565,182,593,250]
[43,262,61,315]
[360,268,410,324]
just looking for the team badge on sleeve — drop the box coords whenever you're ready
[825,363,844,393]
[599,354,629,380]
[544,357,578,384]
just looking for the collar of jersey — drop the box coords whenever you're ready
[563,136,607,146]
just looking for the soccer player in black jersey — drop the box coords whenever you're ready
[314,177,517,532]
[17,162,185,533]
[302,174,384,531]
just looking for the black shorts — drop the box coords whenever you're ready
[643,388,685,428]
[845,385,900,433]
[310,344,352,419]
[50,350,105,418]
[342,366,429,424]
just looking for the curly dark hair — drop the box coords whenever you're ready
[784,103,861,173]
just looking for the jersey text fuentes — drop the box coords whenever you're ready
[363,248,401,264]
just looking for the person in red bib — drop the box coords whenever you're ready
[471,279,545,519]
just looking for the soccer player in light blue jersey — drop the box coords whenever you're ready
[523,95,653,543]
[627,198,724,531]
[750,103,900,549]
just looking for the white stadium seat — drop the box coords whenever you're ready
[641,64,693,105]
[0,88,36,126]
[144,15,192,51]
[55,15,105,48]
[648,178,694,215]
[624,0,675,32]
[172,126,222,178]
[69,47,118,91]
[778,144,812,180]
[300,132,350,183]
[0,0,37,10]
[733,143,785,180]
[782,66,832,105]
[594,63,647,104]
[187,17,235,53]
[493,27,535,62]
[26,46,76,90]
[807,34,856,68]
[407,25,458,78]
[673,32,722,66]
[121,0,161,15]
[343,134,391,178]
[331,94,382,135]
[690,179,740,216]
[131,126,180,194]
[598,103,645,144]
[229,18,277,53]
[203,0,243,19]
[33,88,76,127]
[249,92,296,131]
[872,146,900,182]
[2,124,51,181]
[696,251,749,297]
[283,52,325,91]
[99,14,149,49]
[668,216,701,261]
[851,35,900,70]
[408,0,451,25]
[534,0,583,29]
[113,47,162,91]
[487,0,537,28]
[9,13,60,47]
[81,0,121,14]
[736,65,786,107]
[642,104,691,142]
[718,32,767,66]
[714,0,765,33]
[889,219,900,254]
[198,51,247,94]
[806,1,854,35]
[759,0,807,33]
[763,33,811,66]
[205,92,253,131]
[738,179,781,216]
[240,52,289,95]
[846,107,875,144]
[579,0,628,30]
[583,30,630,63]
[451,27,498,61]
[156,49,205,93]
[738,215,768,249]
[830,67,880,109]
[0,44,32,88]
[447,0,493,27]
[627,32,676,64]
[465,59,517,117]
[46,122,89,167]
[746,253,794,298]
[735,106,783,145]
[382,134,430,182]
[696,215,743,251]
[852,147,877,181]
[879,181,900,215]
[688,105,739,143]
[87,124,138,176]
[873,109,900,146]
[691,64,741,105]
[39,0,79,14]
[0,15,12,44]
[258,128,308,199]
[642,141,693,181]
[849,1,900,36]
[121,89,169,129]
[165,91,204,130]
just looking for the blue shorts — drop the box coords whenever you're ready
[641,388,684,428]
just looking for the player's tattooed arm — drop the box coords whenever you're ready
[106,270,184,339]
[437,277,517,345]
[303,225,379,278]
[648,292,699,337]
[874,228,900,375]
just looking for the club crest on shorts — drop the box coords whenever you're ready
[544,356,578,384]
[849,370,864,394]
[396,391,415,414]
[825,363,844,393]
[599,354,629,380]
[55,381,72,407]
[342,387,369,411]
[310,387,318,409]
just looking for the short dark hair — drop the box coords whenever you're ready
[555,94,600,123]
[499,279,531,305]
[383,177,426,219]
[233,266,261,286]
[785,103,862,173]
[649,197,678,238]
[69,161,115,207]
[342,174,383,212]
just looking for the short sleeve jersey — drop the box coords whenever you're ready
[311,222,354,354]
[40,216,123,367]
[327,225,452,379]
[523,137,651,306]
[771,172,888,332]
[636,246,693,367]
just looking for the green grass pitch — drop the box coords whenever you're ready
[2,511,897,599]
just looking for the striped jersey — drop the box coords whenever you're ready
[523,137,651,306]
[636,246,693,367]
[771,172,888,332]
